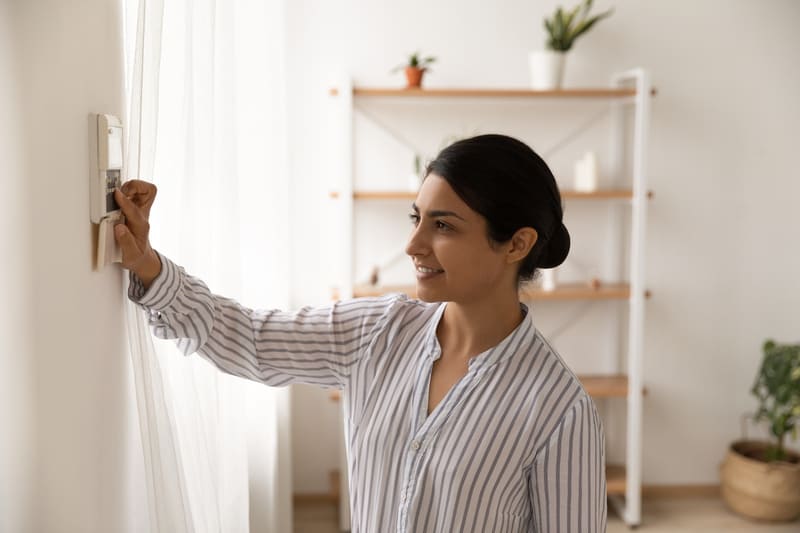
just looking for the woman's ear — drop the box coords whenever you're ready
[506,227,538,264]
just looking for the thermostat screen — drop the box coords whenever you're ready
[105,169,121,212]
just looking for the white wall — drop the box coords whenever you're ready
[287,0,800,493]
[0,2,35,530]
[2,0,149,530]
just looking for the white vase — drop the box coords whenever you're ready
[540,268,557,291]
[528,50,566,90]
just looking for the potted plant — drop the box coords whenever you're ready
[529,0,613,89]
[392,51,436,88]
[719,340,800,521]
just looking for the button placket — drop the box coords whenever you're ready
[397,434,429,532]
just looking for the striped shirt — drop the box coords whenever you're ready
[130,253,608,532]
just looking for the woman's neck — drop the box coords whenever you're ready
[437,291,524,362]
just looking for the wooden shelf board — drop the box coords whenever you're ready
[331,375,641,402]
[581,375,629,398]
[332,375,641,403]
[351,283,641,301]
[522,283,632,301]
[606,464,627,495]
[331,189,653,201]
[348,87,644,98]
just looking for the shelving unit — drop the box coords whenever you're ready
[328,70,653,528]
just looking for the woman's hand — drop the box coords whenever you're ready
[113,180,162,289]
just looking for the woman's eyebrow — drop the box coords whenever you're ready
[411,203,466,221]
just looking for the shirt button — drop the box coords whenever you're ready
[411,440,421,451]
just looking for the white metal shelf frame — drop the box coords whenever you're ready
[608,68,651,528]
[328,70,652,529]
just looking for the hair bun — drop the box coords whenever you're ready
[538,223,570,269]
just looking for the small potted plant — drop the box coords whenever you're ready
[392,51,436,89]
[529,0,613,89]
[719,340,800,521]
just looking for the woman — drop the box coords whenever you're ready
[115,134,607,532]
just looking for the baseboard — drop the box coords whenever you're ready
[642,484,721,499]
[294,470,341,506]
[293,493,337,505]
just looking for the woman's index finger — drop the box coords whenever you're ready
[113,188,145,224]
[121,179,156,198]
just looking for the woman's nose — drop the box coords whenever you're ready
[405,225,428,257]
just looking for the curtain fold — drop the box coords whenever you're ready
[123,0,291,531]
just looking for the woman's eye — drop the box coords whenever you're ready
[435,221,450,230]
[408,213,420,225]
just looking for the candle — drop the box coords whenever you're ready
[574,151,598,192]
[541,268,557,291]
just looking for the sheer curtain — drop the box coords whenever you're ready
[122,0,291,531]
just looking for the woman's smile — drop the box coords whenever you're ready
[415,263,445,280]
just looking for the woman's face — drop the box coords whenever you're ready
[405,174,514,303]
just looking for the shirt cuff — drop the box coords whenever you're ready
[127,251,182,310]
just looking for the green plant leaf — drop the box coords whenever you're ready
[553,8,565,42]
[566,8,614,46]
[751,340,800,455]
[563,4,581,30]
[542,0,613,52]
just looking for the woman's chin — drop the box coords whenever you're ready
[414,284,447,303]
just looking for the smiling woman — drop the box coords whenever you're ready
[116,134,605,532]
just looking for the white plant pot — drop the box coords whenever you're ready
[540,268,557,291]
[528,50,566,90]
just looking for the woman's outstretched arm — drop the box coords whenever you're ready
[114,179,402,389]
[128,255,401,389]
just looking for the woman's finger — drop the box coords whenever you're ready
[114,188,145,225]
[121,180,157,210]
[114,188,151,243]
[113,223,142,266]
[120,179,155,197]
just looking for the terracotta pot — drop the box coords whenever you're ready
[719,439,800,522]
[404,67,425,88]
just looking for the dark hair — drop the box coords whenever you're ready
[425,134,570,284]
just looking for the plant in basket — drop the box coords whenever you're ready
[719,340,800,522]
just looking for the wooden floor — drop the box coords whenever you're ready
[293,497,800,532]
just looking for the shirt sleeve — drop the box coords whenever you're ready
[528,394,607,532]
[128,251,403,389]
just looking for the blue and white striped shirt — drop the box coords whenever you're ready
[130,253,607,532]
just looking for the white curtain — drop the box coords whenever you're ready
[122,0,291,531]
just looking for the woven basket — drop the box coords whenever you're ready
[719,440,800,522]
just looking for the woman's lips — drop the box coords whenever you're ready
[415,265,444,280]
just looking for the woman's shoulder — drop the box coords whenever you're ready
[347,292,439,312]
[528,328,593,402]
[338,292,441,326]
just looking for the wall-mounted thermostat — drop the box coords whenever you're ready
[90,113,124,270]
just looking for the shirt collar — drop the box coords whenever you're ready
[424,301,534,369]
